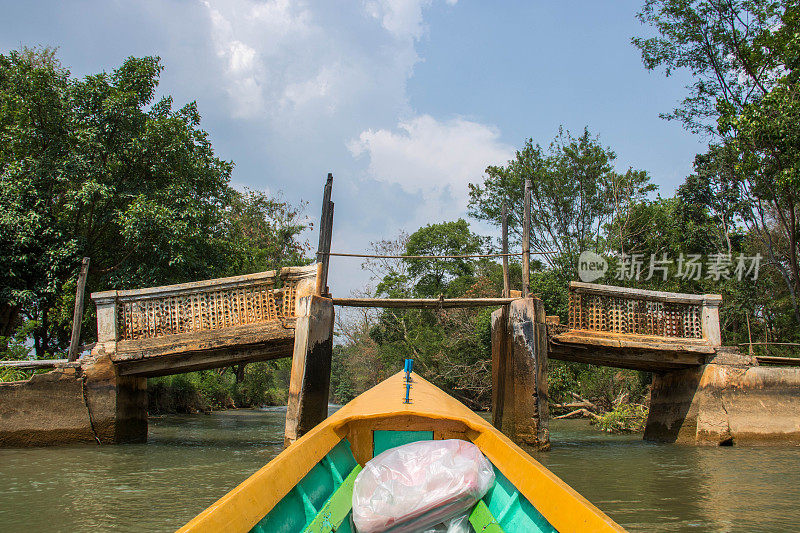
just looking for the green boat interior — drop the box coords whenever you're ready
[250,431,557,533]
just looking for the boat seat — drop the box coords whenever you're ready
[469,500,504,532]
[302,464,362,533]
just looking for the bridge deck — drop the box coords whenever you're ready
[550,330,712,372]
[549,281,723,372]
[114,322,296,377]
[92,264,319,377]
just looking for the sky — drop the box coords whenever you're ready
[1,0,707,296]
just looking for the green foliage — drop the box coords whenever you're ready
[147,361,291,414]
[0,47,308,359]
[635,0,800,331]
[469,127,655,280]
[595,404,648,434]
[633,0,788,134]
[405,219,487,297]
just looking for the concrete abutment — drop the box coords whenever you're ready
[645,363,800,445]
[0,353,147,447]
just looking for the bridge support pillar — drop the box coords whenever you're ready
[284,295,334,446]
[0,351,147,447]
[645,363,800,445]
[491,298,550,450]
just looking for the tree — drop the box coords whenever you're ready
[633,0,790,135]
[0,48,307,357]
[468,127,654,280]
[404,219,486,297]
[222,188,310,275]
[635,1,800,325]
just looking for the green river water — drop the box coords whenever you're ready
[0,408,798,532]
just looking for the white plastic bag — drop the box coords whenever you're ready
[422,513,472,533]
[352,439,495,533]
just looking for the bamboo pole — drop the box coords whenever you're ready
[67,257,90,362]
[0,359,71,369]
[522,179,531,298]
[331,297,518,309]
[502,201,510,298]
[323,252,526,259]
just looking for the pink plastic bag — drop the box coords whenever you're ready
[352,439,495,533]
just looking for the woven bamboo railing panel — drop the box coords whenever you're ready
[568,291,702,339]
[117,279,300,341]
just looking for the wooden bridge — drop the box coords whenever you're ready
[549,281,724,372]
[91,264,319,377]
[4,174,796,449]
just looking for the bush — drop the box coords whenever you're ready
[595,404,648,433]
[147,361,291,414]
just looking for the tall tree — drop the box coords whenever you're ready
[468,127,654,279]
[634,0,800,324]
[0,48,307,356]
[633,0,789,135]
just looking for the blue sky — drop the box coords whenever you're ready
[1,0,706,295]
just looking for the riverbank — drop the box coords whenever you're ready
[1,409,798,532]
[146,361,291,414]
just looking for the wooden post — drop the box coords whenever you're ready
[284,295,334,446]
[68,257,90,362]
[321,201,334,295]
[522,179,531,298]
[491,304,509,429]
[501,201,510,298]
[316,173,333,264]
[316,174,334,297]
[490,297,549,450]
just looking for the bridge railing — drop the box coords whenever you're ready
[92,264,320,344]
[567,281,722,347]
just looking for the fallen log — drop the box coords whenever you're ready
[551,401,598,411]
[568,392,600,411]
[554,408,601,420]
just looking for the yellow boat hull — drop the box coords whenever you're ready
[179,371,625,532]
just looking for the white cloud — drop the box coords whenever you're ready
[348,114,513,208]
[200,0,456,124]
[365,0,458,41]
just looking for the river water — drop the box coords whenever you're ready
[0,408,798,532]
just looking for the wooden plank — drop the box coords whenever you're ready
[320,201,334,295]
[331,298,517,309]
[0,359,74,369]
[68,257,90,361]
[316,173,333,264]
[469,500,504,533]
[522,179,531,298]
[115,321,295,360]
[302,464,363,533]
[568,281,720,305]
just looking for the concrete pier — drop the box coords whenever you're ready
[645,363,800,445]
[0,353,147,447]
[491,297,550,450]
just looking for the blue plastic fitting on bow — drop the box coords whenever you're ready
[403,359,414,403]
